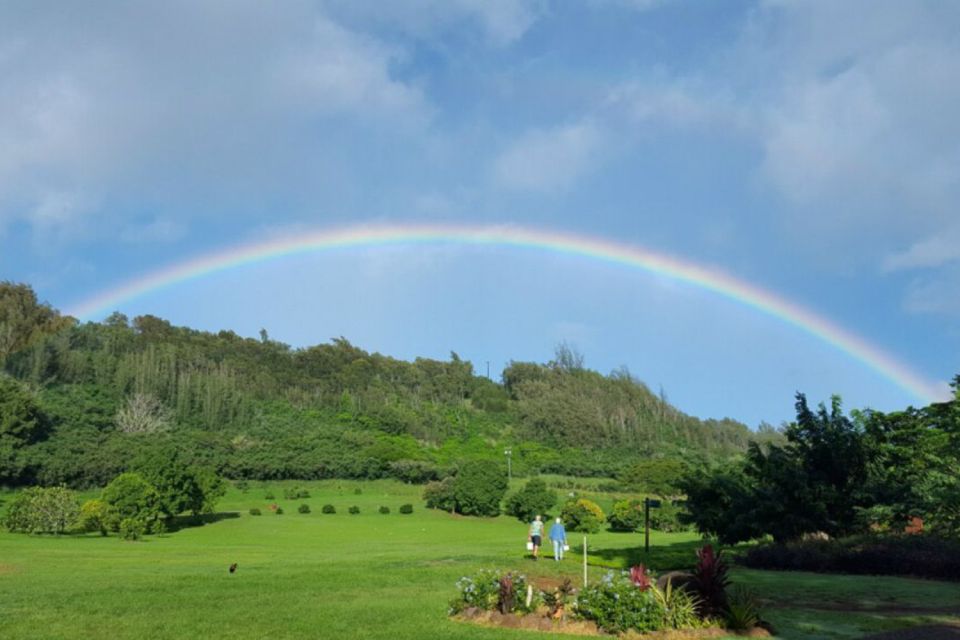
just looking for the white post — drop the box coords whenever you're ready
[582,536,588,587]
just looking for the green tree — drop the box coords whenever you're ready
[504,477,557,522]
[3,486,80,534]
[0,375,49,444]
[452,461,508,517]
[101,472,162,531]
[618,458,686,496]
[607,499,644,532]
[560,498,605,533]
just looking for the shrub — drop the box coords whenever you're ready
[348,505,360,515]
[399,504,413,514]
[249,508,262,516]
[119,517,146,541]
[575,571,667,634]
[298,504,310,514]
[542,578,576,618]
[449,569,538,615]
[3,486,80,534]
[608,499,644,532]
[275,507,284,515]
[322,504,336,514]
[389,459,439,484]
[452,461,508,517]
[78,499,113,536]
[737,534,960,581]
[423,477,456,512]
[652,577,702,630]
[264,491,275,500]
[379,506,390,514]
[504,478,557,522]
[561,498,605,533]
[354,487,363,495]
[724,586,760,631]
[693,544,730,618]
[284,486,310,500]
[450,569,500,613]
[650,500,691,533]
[102,472,162,532]
[148,519,167,535]
[234,480,249,492]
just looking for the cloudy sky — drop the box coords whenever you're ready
[2,0,958,426]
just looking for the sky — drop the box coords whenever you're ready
[1,0,958,427]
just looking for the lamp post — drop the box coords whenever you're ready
[504,448,512,483]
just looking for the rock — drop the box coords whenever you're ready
[462,607,480,619]
[656,570,697,593]
[501,614,521,628]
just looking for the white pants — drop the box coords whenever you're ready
[552,540,564,560]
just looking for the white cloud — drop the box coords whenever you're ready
[902,266,960,316]
[0,2,432,242]
[884,227,960,272]
[494,121,606,191]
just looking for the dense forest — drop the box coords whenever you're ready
[0,282,777,488]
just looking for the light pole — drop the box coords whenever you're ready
[504,448,512,483]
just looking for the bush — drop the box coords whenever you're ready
[264,491,275,500]
[101,472,162,532]
[322,504,336,514]
[738,534,960,581]
[650,501,691,533]
[452,461,508,517]
[449,569,538,615]
[275,507,284,515]
[693,545,730,618]
[3,486,80,534]
[389,459,439,484]
[119,517,146,541]
[561,498,605,533]
[450,569,500,613]
[576,571,667,634]
[235,480,249,492]
[423,477,456,512]
[354,487,362,495]
[78,499,113,536]
[379,506,390,514]
[284,486,310,500]
[607,499,644,532]
[399,504,413,514]
[504,478,557,522]
[249,508,262,516]
[298,504,310,514]
[348,505,360,515]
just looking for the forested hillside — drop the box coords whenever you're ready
[1,282,773,487]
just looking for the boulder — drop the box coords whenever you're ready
[656,570,697,593]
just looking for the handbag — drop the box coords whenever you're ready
[526,541,534,551]
[563,544,570,551]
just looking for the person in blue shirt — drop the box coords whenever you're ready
[549,517,567,561]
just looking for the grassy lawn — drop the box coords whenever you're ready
[2,480,958,639]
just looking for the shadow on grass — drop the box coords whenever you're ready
[587,538,755,572]
[165,511,240,533]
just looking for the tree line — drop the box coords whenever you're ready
[1,281,768,487]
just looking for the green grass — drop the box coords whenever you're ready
[2,480,959,639]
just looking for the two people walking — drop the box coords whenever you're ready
[528,515,567,561]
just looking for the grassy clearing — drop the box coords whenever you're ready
[1,480,958,639]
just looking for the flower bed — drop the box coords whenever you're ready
[450,546,771,637]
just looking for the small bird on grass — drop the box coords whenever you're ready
[229,563,238,574]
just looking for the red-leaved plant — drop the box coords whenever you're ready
[497,573,516,614]
[693,544,730,617]
[629,564,652,591]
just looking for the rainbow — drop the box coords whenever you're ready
[66,223,947,404]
